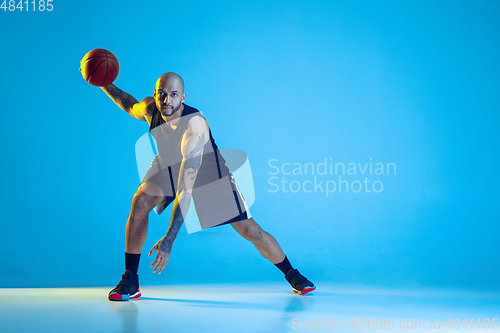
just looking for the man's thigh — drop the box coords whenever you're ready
[141,156,177,214]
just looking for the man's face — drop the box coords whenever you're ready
[154,79,186,117]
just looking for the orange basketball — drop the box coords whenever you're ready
[80,49,119,86]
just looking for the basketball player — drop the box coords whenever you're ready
[100,72,315,300]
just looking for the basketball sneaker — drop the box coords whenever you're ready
[285,269,316,295]
[108,270,141,301]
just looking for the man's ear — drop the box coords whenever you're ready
[153,89,157,98]
[182,92,187,103]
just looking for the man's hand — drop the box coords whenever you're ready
[148,237,172,274]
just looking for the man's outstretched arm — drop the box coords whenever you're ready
[101,83,154,121]
[148,116,209,273]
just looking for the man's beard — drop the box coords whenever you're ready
[162,103,181,116]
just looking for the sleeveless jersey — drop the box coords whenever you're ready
[148,104,230,189]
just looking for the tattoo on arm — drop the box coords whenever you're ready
[101,84,138,113]
[178,132,205,191]
[162,131,206,252]
[161,191,191,253]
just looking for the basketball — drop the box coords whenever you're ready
[80,49,119,86]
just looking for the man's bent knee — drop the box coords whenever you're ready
[231,218,265,242]
[132,183,164,214]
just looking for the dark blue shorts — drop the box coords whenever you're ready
[141,156,251,230]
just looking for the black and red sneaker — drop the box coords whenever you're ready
[108,270,141,301]
[285,269,316,295]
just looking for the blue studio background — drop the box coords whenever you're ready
[0,0,499,290]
